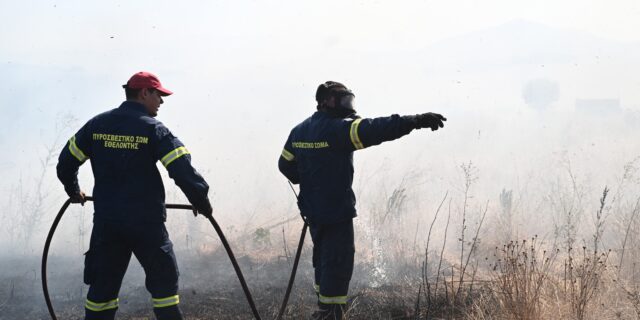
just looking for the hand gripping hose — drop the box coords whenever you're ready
[275,182,308,320]
[42,196,262,320]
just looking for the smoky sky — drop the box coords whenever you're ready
[1,1,639,257]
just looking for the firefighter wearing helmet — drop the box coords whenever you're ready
[278,81,446,319]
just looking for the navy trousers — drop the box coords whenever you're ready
[309,219,355,306]
[83,221,183,320]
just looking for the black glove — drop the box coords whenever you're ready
[412,112,447,131]
[70,191,87,206]
[193,197,213,218]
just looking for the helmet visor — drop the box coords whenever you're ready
[339,94,355,110]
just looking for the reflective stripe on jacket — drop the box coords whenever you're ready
[57,101,209,223]
[278,111,415,224]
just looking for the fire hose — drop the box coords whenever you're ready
[43,184,307,320]
[41,196,262,320]
[275,181,308,320]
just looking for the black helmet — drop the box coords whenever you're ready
[315,81,354,103]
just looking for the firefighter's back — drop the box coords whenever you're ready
[87,102,167,223]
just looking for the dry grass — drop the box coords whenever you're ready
[3,158,640,319]
[487,237,556,320]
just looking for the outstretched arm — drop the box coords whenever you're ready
[336,112,446,151]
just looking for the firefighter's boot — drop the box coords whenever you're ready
[310,304,345,320]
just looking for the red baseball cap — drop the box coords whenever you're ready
[124,71,173,96]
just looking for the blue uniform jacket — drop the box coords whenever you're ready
[278,111,416,225]
[57,101,209,223]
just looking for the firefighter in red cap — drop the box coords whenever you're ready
[278,81,446,319]
[57,71,213,320]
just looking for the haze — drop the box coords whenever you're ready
[1,1,639,318]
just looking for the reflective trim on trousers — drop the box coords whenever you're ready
[319,294,348,305]
[152,295,180,308]
[85,298,119,312]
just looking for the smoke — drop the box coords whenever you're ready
[1,1,639,318]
